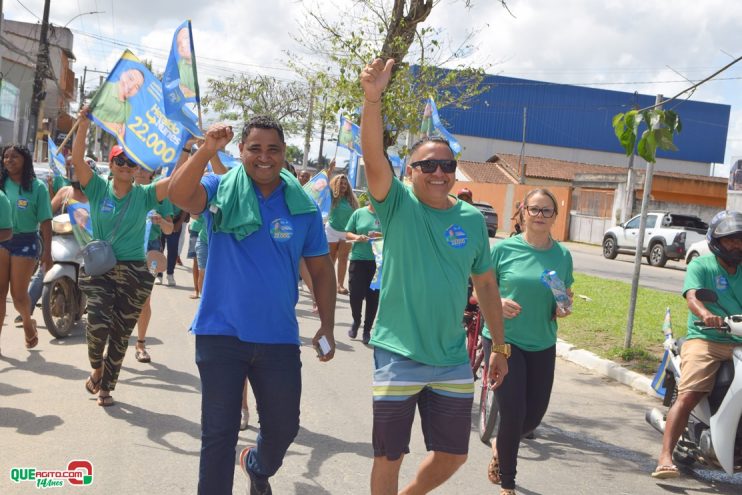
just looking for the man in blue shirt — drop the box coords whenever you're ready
[169,116,336,495]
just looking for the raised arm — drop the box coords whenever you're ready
[359,58,395,202]
[168,124,233,214]
[71,109,94,188]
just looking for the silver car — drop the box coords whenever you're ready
[685,239,710,264]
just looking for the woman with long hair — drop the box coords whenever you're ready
[73,108,176,406]
[0,144,53,352]
[326,174,358,294]
[482,188,573,495]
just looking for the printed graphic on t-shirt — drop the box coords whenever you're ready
[16,198,28,210]
[445,224,467,249]
[270,218,294,242]
[100,197,115,214]
[715,274,729,292]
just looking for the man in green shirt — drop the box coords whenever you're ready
[360,58,509,495]
[654,210,742,479]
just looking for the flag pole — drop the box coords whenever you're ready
[57,118,82,151]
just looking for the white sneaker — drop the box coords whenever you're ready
[166,274,175,287]
[155,275,163,285]
[240,408,250,430]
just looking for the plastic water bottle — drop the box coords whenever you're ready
[540,270,572,313]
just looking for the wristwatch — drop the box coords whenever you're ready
[491,343,511,358]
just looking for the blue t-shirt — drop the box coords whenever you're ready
[190,175,329,344]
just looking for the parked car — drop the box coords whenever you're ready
[602,211,708,267]
[685,239,710,264]
[473,201,498,237]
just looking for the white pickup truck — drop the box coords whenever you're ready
[602,211,708,267]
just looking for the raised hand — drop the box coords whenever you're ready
[360,58,395,103]
[204,123,233,151]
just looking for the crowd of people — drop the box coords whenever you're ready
[0,57,738,495]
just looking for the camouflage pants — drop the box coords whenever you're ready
[80,261,154,391]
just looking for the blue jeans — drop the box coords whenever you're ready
[195,335,302,495]
[162,230,180,275]
[28,267,45,315]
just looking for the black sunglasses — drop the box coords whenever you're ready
[410,159,457,174]
[525,206,556,218]
[113,156,137,168]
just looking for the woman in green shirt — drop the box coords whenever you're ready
[325,174,358,294]
[0,144,53,351]
[483,188,574,495]
[73,108,177,407]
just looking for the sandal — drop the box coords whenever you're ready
[135,340,151,363]
[500,490,516,495]
[85,374,101,395]
[97,395,114,407]
[651,464,679,479]
[488,455,501,484]
[24,319,38,349]
[337,287,349,295]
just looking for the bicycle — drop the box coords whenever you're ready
[478,337,500,444]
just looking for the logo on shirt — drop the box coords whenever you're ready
[100,197,115,214]
[270,218,294,242]
[715,275,729,292]
[444,224,468,249]
[16,198,28,210]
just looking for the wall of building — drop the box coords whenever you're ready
[456,134,712,176]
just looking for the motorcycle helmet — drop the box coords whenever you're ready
[707,210,742,266]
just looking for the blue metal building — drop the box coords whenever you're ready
[439,74,730,164]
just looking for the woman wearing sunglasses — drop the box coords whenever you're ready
[72,107,182,407]
[482,188,574,495]
[326,174,359,295]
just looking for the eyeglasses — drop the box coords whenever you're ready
[410,159,457,174]
[525,206,556,218]
[113,156,137,168]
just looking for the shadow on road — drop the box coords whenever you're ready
[119,360,201,395]
[0,350,89,382]
[0,407,63,435]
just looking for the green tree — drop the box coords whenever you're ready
[290,0,506,153]
[201,74,309,137]
[286,144,304,166]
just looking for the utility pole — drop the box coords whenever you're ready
[625,94,663,349]
[302,81,315,169]
[79,66,87,107]
[317,96,327,167]
[27,0,51,155]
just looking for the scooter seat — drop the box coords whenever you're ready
[708,360,735,415]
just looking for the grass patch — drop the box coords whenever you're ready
[559,273,687,375]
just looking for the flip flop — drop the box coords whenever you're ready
[24,320,38,349]
[651,464,679,479]
[85,374,101,395]
[97,395,114,407]
[135,348,151,363]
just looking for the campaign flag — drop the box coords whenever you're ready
[47,137,65,177]
[67,202,93,247]
[370,238,384,290]
[215,150,241,169]
[89,50,189,172]
[337,114,362,155]
[347,152,359,189]
[303,169,331,221]
[163,20,202,137]
[651,307,674,397]
[420,97,462,157]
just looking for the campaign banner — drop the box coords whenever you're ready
[163,20,202,137]
[47,137,65,177]
[420,97,462,157]
[303,169,331,221]
[89,49,189,172]
[370,238,383,290]
[337,114,362,155]
[67,202,93,247]
[215,150,241,169]
[347,152,359,189]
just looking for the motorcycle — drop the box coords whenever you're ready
[41,213,86,338]
[645,288,742,474]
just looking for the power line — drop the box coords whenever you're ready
[14,0,39,21]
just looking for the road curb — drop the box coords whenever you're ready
[556,339,663,400]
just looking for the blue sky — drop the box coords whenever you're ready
[5,0,741,174]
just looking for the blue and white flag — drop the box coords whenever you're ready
[370,239,384,290]
[89,50,189,172]
[163,20,202,138]
[337,114,362,155]
[47,137,65,177]
[215,150,241,169]
[420,97,462,157]
[67,202,93,247]
[303,170,331,221]
[347,152,360,189]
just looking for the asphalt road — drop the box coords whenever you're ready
[1,263,740,494]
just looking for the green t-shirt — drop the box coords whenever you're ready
[369,179,491,366]
[83,174,158,261]
[345,207,381,261]
[92,82,131,124]
[0,190,12,230]
[190,215,204,234]
[329,198,354,231]
[148,198,174,241]
[683,254,742,344]
[2,178,53,233]
[483,235,574,351]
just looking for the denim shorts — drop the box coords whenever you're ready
[187,230,198,259]
[195,238,208,269]
[0,232,41,259]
